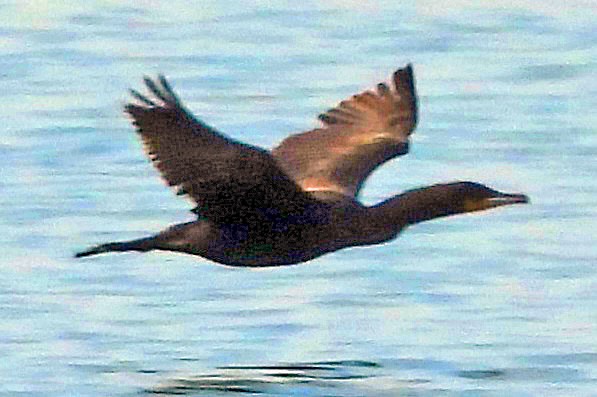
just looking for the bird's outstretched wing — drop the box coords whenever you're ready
[272,64,417,199]
[125,75,318,225]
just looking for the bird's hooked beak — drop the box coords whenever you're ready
[484,192,530,209]
[464,190,530,213]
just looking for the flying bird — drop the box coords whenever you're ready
[76,65,528,266]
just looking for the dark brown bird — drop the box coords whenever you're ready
[76,65,528,267]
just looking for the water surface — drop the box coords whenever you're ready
[1,1,595,396]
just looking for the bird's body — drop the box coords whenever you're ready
[78,194,392,267]
[76,65,528,266]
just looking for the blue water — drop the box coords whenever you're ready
[1,2,596,396]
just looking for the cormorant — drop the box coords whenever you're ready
[76,65,528,267]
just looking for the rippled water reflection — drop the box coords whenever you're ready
[1,1,595,396]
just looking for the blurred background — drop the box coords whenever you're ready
[1,0,595,395]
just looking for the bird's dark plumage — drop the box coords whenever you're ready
[124,75,319,226]
[76,65,528,267]
[273,65,417,198]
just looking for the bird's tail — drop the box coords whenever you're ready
[75,237,157,258]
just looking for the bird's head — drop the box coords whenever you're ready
[449,182,529,213]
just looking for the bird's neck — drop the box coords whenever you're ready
[369,184,461,228]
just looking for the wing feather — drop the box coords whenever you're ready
[273,64,418,198]
[125,75,317,225]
